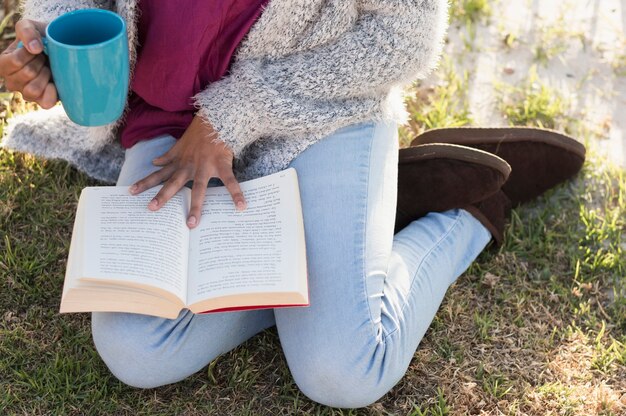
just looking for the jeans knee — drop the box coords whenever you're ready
[288,353,402,408]
[91,312,188,389]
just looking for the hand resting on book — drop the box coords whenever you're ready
[129,115,247,229]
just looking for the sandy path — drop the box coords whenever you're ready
[439,0,625,165]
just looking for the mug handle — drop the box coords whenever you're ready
[16,38,49,55]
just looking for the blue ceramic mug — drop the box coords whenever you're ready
[20,9,129,126]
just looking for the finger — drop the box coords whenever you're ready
[152,148,177,166]
[149,171,192,211]
[187,171,211,228]
[2,39,20,54]
[37,82,58,109]
[15,20,47,55]
[10,57,46,97]
[22,65,51,101]
[129,164,176,195]
[219,168,246,211]
[12,54,46,85]
[0,45,41,77]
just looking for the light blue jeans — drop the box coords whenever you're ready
[91,121,491,408]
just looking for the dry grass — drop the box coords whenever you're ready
[1,1,625,415]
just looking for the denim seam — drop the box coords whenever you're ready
[361,121,382,339]
[382,210,465,340]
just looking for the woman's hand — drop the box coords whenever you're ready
[130,115,247,229]
[0,19,58,108]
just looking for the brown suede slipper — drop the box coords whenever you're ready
[410,127,586,206]
[464,190,512,247]
[396,143,511,233]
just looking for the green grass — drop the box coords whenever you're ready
[2,0,625,414]
[2,143,624,415]
[613,53,626,77]
[532,20,586,67]
[400,57,473,146]
[409,388,450,416]
[497,66,573,131]
[448,0,492,47]
[449,0,492,25]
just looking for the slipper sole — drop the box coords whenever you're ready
[399,143,512,178]
[410,127,586,160]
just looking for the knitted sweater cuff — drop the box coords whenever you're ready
[193,65,266,159]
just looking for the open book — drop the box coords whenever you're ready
[60,168,309,319]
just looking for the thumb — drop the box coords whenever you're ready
[15,19,47,55]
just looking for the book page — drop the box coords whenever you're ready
[81,186,190,302]
[61,191,89,301]
[187,169,306,305]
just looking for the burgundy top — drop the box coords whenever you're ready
[120,0,268,149]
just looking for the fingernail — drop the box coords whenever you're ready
[187,216,197,226]
[236,201,246,211]
[148,198,158,209]
[129,184,138,194]
[28,39,41,51]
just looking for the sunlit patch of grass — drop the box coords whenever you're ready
[533,382,585,414]
[612,53,626,77]
[533,21,586,66]
[591,336,625,373]
[531,321,626,414]
[496,66,573,131]
[448,0,493,47]
[399,58,473,146]
[573,166,626,315]
[449,0,492,25]
[0,92,40,136]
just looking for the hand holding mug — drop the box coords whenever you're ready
[0,19,58,109]
[1,9,128,127]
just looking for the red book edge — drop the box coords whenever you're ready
[200,303,310,314]
[200,270,311,314]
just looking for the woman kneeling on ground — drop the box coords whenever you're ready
[0,0,584,408]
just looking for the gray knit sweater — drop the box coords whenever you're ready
[3,0,448,183]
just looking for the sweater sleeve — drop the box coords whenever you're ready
[194,0,448,158]
[20,0,112,22]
